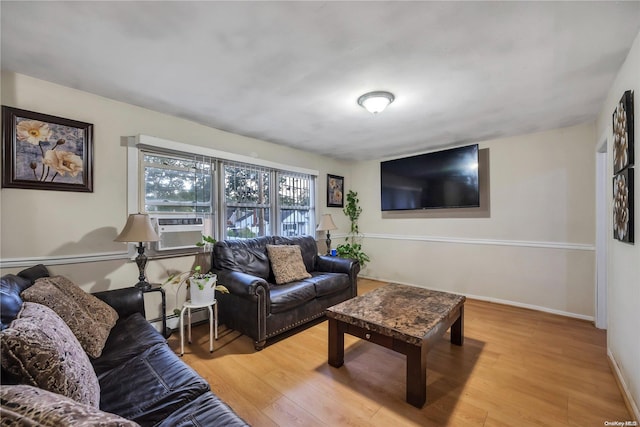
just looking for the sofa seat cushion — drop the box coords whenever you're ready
[91,313,166,376]
[302,272,351,297]
[155,392,249,427]
[21,275,119,359]
[0,384,140,427]
[0,302,100,407]
[269,281,316,314]
[98,342,210,425]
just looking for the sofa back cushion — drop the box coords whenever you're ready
[21,276,119,359]
[213,236,274,280]
[0,302,100,407]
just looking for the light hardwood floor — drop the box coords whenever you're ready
[167,278,632,426]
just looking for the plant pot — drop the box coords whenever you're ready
[189,275,217,305]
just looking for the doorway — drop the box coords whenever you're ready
[595,137,608,329]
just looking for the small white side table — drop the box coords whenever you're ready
[179,299,218,356]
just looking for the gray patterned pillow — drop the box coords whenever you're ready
[0,385,139,427]
[0,302,100,407]
[266,244,312,285]
[22,275,118,358]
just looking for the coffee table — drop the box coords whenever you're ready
[326,283,465,408]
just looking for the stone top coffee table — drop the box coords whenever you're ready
[326,283,465,408]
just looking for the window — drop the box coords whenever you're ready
[142,152,213,214]
[278,172,313,237]
[223,162,315,239]
[134,138,316,253]
[224,162,271,239]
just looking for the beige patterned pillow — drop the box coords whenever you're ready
[22,275,118,358]
[0,385,139,427]
[0,302,100,407]
[266,244,312,285]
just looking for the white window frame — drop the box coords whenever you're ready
[126,135,318,256]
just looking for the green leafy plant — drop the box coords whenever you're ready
[336,190,370,267]
[163,235,228,315]
[195,234,217,248]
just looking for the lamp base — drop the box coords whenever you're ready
[134,281,152,291]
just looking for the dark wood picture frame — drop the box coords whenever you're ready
[612,90,634,174]
[327,174,344,208]
[613,167,634,244]
[2,106,93,192]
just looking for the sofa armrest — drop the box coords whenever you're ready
[316,255,360,276]
[93,287,145,319]
[214,270,269,298]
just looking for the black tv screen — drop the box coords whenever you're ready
[381,144,479,211]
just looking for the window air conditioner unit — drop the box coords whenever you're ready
[153,217,204,251]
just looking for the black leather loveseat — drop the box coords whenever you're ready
[212,235,360,350]
[0,264,247,426]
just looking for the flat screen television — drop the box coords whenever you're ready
[381,144,479,211]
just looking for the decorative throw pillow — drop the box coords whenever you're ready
[0,302,100,407]
[266,244,312,285]
[0,385,139,427]
[22,275,118,358]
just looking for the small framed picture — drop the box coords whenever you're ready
[327,174,344,207]
[2,106,93,192]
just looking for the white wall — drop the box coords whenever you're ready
[595,30,640,420]
[0,72,352,296]
[352,123,597,318]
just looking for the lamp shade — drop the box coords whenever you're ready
[114,213,160,243]
[316,214,337,232]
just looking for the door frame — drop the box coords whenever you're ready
[595,132,609,329]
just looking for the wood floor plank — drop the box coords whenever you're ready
[170,278,632,426]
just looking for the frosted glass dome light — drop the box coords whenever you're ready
[357,91,395,114]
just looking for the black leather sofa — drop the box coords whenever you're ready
[212,235,360,350]
[0,265,248,427]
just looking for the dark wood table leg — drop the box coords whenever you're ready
[451,306,464,346]
[328,318,344,368]
[405,343,426,408]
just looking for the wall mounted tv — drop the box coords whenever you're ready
[381,144,480,211]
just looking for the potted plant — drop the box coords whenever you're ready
[336,190,370,267]
[163,235,228,315]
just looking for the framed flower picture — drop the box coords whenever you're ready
[612,90,634,174]
[613,168,634,244]
[327,174,344,207]
[2,106,93,192]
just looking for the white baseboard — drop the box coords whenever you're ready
[608,350,640,422]
[359,275,594,322]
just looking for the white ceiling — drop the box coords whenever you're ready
[2,1,639,161]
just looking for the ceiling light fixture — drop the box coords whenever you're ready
[357,91,395,114]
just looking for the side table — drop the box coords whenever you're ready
[141,284,171,338]
[179,299,218,356]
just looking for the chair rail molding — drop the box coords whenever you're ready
[0,251,129,269]
[363,233,595,251]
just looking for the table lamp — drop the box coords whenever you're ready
[115,213,160,290]
[316,214,338,255]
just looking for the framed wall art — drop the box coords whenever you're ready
[612,90,634,174]
[613,167,634,244]
[327,174,344,208]
[2,106,93,192]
